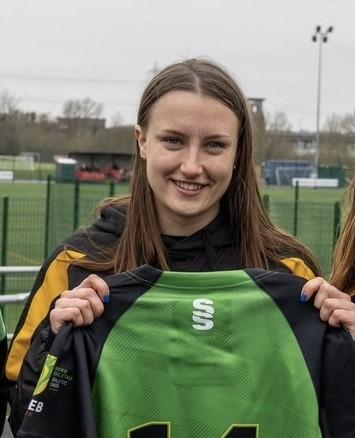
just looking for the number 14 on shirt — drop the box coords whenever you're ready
[129,422,259,437]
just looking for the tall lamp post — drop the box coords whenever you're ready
[312,25,333,178]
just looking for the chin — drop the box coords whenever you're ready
[173,208,209,220]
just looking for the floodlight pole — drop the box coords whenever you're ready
[312,25,333,178]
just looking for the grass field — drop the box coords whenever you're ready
[0,181,48,199]
[261,185,344,203]
[0,159,56,181]
[0,180,348,332]
[0,181,130,264]
[0,180,345,202]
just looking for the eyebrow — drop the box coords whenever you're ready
[158,129,232,141]
[159,129,185,136]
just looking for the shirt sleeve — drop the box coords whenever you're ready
[16,324,97,438]
[7,324,55,435]
[320,327,355,437]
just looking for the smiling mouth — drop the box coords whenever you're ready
[172,179,207,191]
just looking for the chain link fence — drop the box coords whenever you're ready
[0,179,344,333]
[264,197,340,276]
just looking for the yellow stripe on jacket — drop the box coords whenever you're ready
[280,257,315,281]
[6,250,85,382]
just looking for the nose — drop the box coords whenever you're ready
[180,150,203,178]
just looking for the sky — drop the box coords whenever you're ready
[0,0,354,131]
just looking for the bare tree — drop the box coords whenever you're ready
[62,97,103,119]
[0,90,20,114]
[0,91,22,154]
[324,111,355,135]
[322,111,355,170]
[265,111,293,132]
[255,111,294,163]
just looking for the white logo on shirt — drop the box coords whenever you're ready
[192,298,214,330]
[28,399,44,413]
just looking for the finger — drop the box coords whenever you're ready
[50,307,84,334]
[62,287,97,299]
[56,293,105,319]
[328,309,355,339]
[55,297,95,326]
[63,287,106,310]
[63,287,108,311]
[319,298,355,322]
[75,274,110,302]
[313,283,351,309]
[301,277,328,301]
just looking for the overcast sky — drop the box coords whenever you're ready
[1,0,354,130]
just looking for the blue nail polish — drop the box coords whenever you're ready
[103,295,110,304]
[300,292,309,302]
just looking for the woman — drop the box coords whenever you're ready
[6,58,320,374]
[302,178,355,338]
[7,59,355,437]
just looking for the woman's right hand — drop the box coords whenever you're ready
[49,274,109,334]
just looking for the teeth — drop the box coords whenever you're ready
[174,180,205,191]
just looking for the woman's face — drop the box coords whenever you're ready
[136,90,239,235]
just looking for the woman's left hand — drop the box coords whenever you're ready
[302,277,355,340]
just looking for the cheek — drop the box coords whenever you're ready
[145,156,171,192]
[147,152,178,177]
[211,161,234,184]
[221,169,234,192]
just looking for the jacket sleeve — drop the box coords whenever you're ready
[320,327,355,437]
[5,248,86,435]
[16,324,97,438]
[5,248,86,383]
[8,324,55,435]
[0,311,8,436]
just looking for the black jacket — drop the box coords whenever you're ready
[69,206,242,271]
[67,206,311,273]
[6,206,319,434]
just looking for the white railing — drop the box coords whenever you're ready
[0,266,40,340]
[0,266,41,274]
[0,266,40,304]
[0,292,30,304]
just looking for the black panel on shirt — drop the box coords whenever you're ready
[245,268,326,395]
[77,265,163,381]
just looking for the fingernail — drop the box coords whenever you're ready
[300,291,309,302]
[103,295,110,304]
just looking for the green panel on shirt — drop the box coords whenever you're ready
[92,270,321,438]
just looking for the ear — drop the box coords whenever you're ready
[135,124,147,159]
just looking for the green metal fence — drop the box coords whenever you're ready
[264,197,340,275]
[0,179,344,333]
[0,179,130,332]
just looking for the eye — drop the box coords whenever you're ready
[206,141,226,152]
[162,137,183,148]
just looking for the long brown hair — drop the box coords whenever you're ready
[77,58,320,275]
[329,179,355,293]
